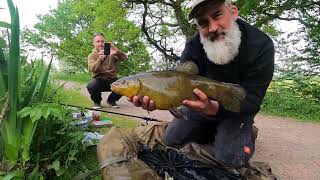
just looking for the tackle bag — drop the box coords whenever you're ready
[97,122,277,180]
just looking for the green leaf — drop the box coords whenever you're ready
[0,170,24,180]
[48,159,60,171]
[22,63,45,106]
[43,106,51,119]
[27,165,43,180]
[5,143,18,162]
[17,106,32,118]
[47,159,65,176]
[22,119,38,163]
[21,70,37,107]
[30,107,43,123]
[7,0,15,23]
[0,125,8,145]
[5,5,20,163]
[51,107,63,120]
[21,118,32,163]
[0,21,11,28]
[37,56,53,101]
[56,169,65,177]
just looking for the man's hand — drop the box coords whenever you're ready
[182,88,219,116]
[127,96,156,111]
[98,49,106,62]
[110,43,119,56]
[108,42,128,60]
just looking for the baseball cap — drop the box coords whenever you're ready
[188,0,226,19]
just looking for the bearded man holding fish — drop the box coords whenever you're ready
[121,0,274,168]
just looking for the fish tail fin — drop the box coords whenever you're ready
[220,84,246,112]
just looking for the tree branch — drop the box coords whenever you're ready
[140,1,179,61]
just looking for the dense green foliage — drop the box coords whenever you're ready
[126,0,319,74]
[0,1,87,178]
[261,80,320,122]
[23,104,87,179]
[21,0,320,74]
[236,0,320,76]
[55,87,139,179]
[23,0,151,75]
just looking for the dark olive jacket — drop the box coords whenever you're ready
[181,19,274,122]
[88,48,127,79]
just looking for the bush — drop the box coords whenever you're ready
[261,80,320,122]
[28,107,87,178]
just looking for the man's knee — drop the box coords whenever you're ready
[214,122,256,168]
[163,126,184,148]
[214,134,255,168]
[214,147,253,168]
[163,133,173,146]
[86,79,98,92]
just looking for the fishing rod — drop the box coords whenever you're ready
[59,102,163,122]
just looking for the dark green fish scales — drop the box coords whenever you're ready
[111,62,246,112]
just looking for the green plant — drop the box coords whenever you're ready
[261,80,320,122]
[27,107,86,179]
[291,77,320,101]
[0,0,53,174]
[1,0,137,178]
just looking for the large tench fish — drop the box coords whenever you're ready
[111,62,246,112]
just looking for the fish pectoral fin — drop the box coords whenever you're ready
[169,108,184,119]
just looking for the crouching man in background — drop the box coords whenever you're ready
[87,32,128,109]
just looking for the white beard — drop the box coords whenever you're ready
[200,20,242,65]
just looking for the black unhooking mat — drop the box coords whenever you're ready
[138,145,242,180]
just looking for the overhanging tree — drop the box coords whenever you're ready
[125,0,319,75]
[24,0,151,76]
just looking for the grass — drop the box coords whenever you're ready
[91,112,139,133]
[56,87,139,129]
[52,72,91,85]
[56,87,139,179]
[260,82,320,123]
[56,87,92,107]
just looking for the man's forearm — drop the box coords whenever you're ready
[88,56,103,73]
[116,50,128,60]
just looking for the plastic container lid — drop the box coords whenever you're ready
[92,120,113,127]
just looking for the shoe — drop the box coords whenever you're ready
[92,103,102,109]
[107,101,119,108]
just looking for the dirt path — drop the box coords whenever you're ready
[62,81,320,180]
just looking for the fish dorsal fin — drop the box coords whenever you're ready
[175,61,199,75]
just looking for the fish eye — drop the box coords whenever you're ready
[119,79,125,84]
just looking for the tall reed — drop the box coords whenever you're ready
[0,0,53,167]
